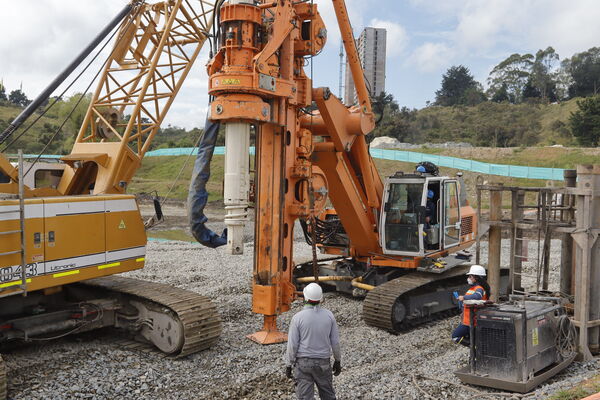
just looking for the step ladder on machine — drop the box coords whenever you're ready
[510,190,553,297]
[511,231,534,296]
[0,149,28,298]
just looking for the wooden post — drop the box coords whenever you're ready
[586,166,600,353]
[476,185,482,264]
[573,165,600,360]
[561,170,576,296]
[488,185,503,302]
[509,190,525,293]
[541,191,551,291]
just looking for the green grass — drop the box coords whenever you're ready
[130,154,226,201]
[539,99,580,145]
[401,146,600,169]
[474,147,600,169]
[0,105,20,120]
[131,153,568,207]
[548,375,600,400]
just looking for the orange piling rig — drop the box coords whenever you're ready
[208,0,354,343]
[209,0,478,342]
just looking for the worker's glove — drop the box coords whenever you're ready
[285,366,293,379]
[333,360,342,376]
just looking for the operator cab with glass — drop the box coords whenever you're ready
[380,171,462,257]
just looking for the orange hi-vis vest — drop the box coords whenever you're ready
[462,285,488,326]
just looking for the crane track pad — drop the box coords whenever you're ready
[363,266,471,332]
[79,276,221,358]
[0,354,6,400]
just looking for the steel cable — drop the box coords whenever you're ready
[17,3,147,178]
[1,1,146,155]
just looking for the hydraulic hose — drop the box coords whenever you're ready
[351,277,375,291]
[296,276,354,283]
[296,275,375,290]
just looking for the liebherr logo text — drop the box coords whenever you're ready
[50,263,76,272]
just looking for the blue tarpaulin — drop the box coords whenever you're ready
[149,147,564,181]
[33,147,564,181]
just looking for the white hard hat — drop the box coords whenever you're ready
[466,265,486,277]
[303,283,323,302]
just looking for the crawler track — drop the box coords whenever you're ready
[80,276,222,357]
[0,354,5,400]
[363,266,470,332]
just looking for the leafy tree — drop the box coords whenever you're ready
[396,107,423,142]
[522,78,541,100]
[565,47,600,98]
[0,83,7,103]
[553,61,574,101]
[39,122,62,153]
[491,83,510,103]
[435,65,486,106]
[58,94,90,130]
[372,92,399,115]
[487,53,534,103]
[462,87,488,106]
[8,89,30,107]
[370,92,401,141]
[530,47,559,102]
[569,95,600,146]
[372,92,396,118]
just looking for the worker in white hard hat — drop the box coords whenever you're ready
[285,282,341,400]
[451,265,490,346]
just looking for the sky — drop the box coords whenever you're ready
[1,0,600,130]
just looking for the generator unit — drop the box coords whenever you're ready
[455,297,577,392]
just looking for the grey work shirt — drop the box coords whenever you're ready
[286,305,341,366]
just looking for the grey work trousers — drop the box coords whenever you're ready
[294,357,336,400]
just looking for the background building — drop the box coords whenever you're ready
[344,27,387,106]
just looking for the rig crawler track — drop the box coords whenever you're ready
[0,354,5,400]
[80,276,222,357]
[363,266,470,332]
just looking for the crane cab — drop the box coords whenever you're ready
[379,172,470,257]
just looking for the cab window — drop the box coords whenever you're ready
[34,169,63,189]
[384,183,423,252]
[0,171,9,184]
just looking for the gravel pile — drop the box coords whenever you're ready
[3,237,597,399]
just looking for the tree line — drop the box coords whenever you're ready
[0,85,203,154]
[372,46,600,146]
[0,83,32,108]
[3,43,600,153]
[435,46,600,106]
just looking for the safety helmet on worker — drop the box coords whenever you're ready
[466,265,486,276]
[416,165,426,173]
[303,283,323,302]
[427,190,435,199]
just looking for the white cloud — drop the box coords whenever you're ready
[525,1,600,58]
[455,7,504,52]
[0,0,212,130]
[409,42,455,73]
[411,0,600,60]
[317,0,371,45]
[369,19,409,57]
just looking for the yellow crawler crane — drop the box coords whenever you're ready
[0,1,221,397]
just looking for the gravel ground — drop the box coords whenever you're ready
[3,236,597,399]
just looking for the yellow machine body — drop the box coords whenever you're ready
[0,195,146,297]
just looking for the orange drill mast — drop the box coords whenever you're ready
[208,0,387,342]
